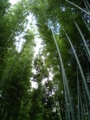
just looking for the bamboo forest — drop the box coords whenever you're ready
[0,0,90,120]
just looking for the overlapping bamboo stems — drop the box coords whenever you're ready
[83,83,90,119]
[0,41,29,119]
[0,40,28,86]
[64,88,71,120]
[51,29,75,120]
[83,0,90,11]
[65,0,90,16]
[0,2,35,86]
[74,21,90,62]
[62,28,90,103]
[84,0,90,10]
[1,2,34,55]
[0,59,26,120]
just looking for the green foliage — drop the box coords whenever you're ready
[0,0,90,120]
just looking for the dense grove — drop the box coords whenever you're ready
[0,0,90,120]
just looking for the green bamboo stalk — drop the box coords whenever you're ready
[83,0,90,11]
[81,16,90,32]
[77,67,80,120]
[64,83,71,120]
[83,84,90,120]
[0,24,18,55]
[74,21,90,62]
[19,59,28,80]
[85,0,90,10]
[65,0,90,16]
[0,2,33,55]
[84,46,90,62]
[0,41,28,86]
[51,29,75,120]
[79,91,85,120]
[62,28,90,102]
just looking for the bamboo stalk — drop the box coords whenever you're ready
[83,84,90,119]
[51,29,75,120]
[65,0,90,16]
[77,67,80,120]
[79,91,84,120]
[86,0,90,10]
[83,0,90,11]
[74,21,90,62]
[62,28,90,102]
[0,41,28,86]
[81,16,90,31]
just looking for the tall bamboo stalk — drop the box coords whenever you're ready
[74,21,90,62]
[0,2,33,55]
[79,91,84,120]
[83,83,90,119]
[77,67,80,120]
[51,29,75,120]
[0,41,28,87]
[62,28,90,102]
